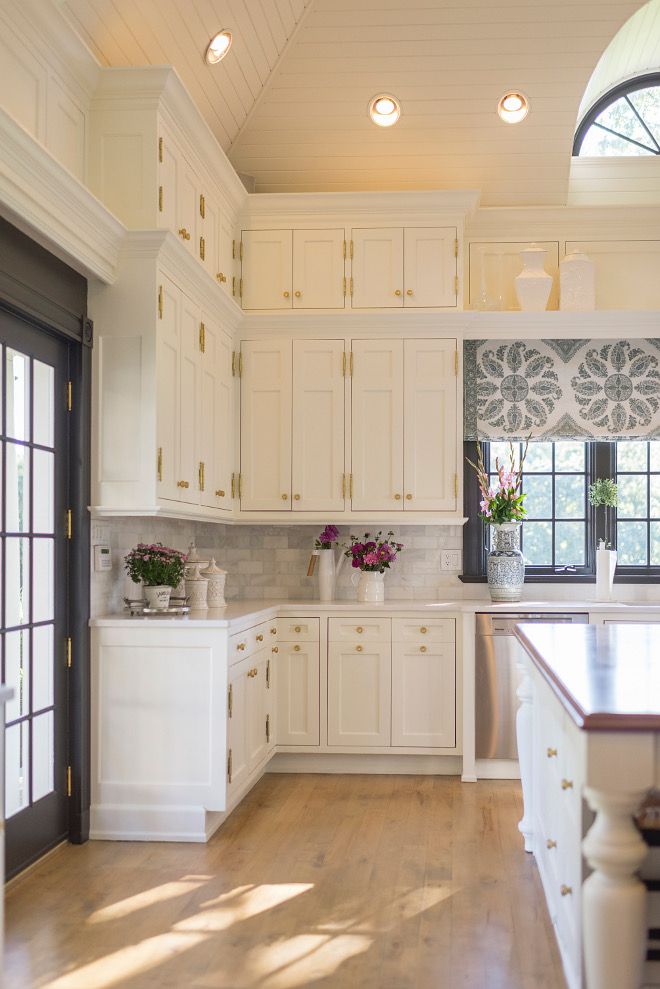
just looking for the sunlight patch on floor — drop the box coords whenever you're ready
[87,877,209,924]
[175,883,314,933]
[251,933,372,989]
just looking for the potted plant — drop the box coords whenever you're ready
[124,542,186,610]
[344,530,404,603]
[589,478,618,600]
[311,525,344,602]
[466,441,528,602]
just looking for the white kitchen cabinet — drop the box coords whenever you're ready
[241,230,293,310]
[199,315,233,511]
[178,293,202,504]
[240,339,292,510]
[246,650,271,772]
[403,339,458,511]
[199,189,220,280]
[277,641,320,746]
[228,657,250,797]
[292,339,345,511]
[177,154,199,258]
[404,227,457,307]
[350,339,404,511]
[156,275,182,503]
[328,640,391,747]
[292,229,345,309]
[351,228,404,308]
[392,641,456,747]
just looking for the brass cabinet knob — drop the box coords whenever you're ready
[177,480,189,488]
[356,626,363,634]
[406,289,413,296]
[394,289,402,296]
[560,885,572,897]
[420,627,428,634]
[294,644,301,652]
[356,645,363,652]
[394,494,401,500]
[281,493,288,500]
[546,839,557,850]
[237,642,246,651]
[216,489,225,497]
[294,494,301,500]
[272,646,279,653]
[256,634,264,642]
[405,494,413,500]
[216,272,227,283]
[420,645,427,653]
[270,627,277,635]
[283,291,290,298]
[294,626,301,633]
[294,290,302,298]
[178,227,191,240]
[561,778,573,790]
[547,747,558,758]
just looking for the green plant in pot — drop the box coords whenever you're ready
[589,478,618,600]
[124,542,186,610]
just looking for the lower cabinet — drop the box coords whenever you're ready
[277,640,320,745]
[391,641,456,747]
[328,639,392,746]
[227,639,275,802]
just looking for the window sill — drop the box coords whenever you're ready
[460,573,660,584]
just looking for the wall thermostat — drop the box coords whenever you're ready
[94,544,113,572]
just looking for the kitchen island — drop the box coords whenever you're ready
[514,622,660,989]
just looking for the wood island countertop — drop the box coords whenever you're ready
[514,622,660,731]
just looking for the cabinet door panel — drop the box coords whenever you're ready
[351,339,403,511]
[177,157,198,255]
[214,330,234,511]
[156,276,181,502]
[198,316,232,511]
[199,190,220,279]
[179,294,201,504]
[392,643,456,747]
[247,652,269,772]
[157,130,178,233]
[404,228,456,308]
[565,240,660,309]
[241,230,292,309]
[328,642,391,746]
[351,228,403,308]
[277,642,320,745]
[292,339,345,511]
[228,659,249,797]
[293,229,345,309]
[217,216,234,295]
[240,340,292,510]
[404,339,457,511]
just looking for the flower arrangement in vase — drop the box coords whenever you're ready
[345,530,404,603]
[589,478,618,600]
[124,542,186,610]
[466,441,528,602]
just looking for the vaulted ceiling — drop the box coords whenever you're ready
[59,0,650,205]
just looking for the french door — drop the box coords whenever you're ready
[2,311,69,877]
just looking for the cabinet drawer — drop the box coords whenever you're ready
[229,620,278,663]
[329,617,391,643]
[278,618,320,642]
[392,618,455,644]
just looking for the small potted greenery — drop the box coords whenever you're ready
[589,478,618,600]
[124,542,186,610]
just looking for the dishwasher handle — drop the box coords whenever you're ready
[488,615,587,635]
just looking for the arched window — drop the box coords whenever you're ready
[574,72,660,156]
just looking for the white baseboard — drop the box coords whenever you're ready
[267,753,462,775]
[90,803,210,843]
[475,758,520,780]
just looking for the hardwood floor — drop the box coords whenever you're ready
[5,775,566,989]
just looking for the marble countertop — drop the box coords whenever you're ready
[515,622,660,731]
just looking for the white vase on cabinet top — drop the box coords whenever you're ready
[559,250,596,311]
[514,245,553,312]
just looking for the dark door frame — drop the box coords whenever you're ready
[0,216,91,855]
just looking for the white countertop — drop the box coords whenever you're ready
[90,597,660,630]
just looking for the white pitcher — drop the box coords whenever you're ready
[351,570,385,603]
[315,547,347,602]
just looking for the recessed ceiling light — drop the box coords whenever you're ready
[369,93,401,127]
[497,91,529,124]
[205,30,232,65]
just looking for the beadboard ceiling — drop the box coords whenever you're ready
[58,0,648,205]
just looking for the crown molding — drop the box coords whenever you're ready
[242,189,480,225]
[0,107,124,283]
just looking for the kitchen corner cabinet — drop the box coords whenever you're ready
[240,229,346,310]
[351,227,457,309]
[227,626,276,804]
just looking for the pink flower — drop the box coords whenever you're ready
[363,551,379,566]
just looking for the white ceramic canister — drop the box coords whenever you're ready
[185,563,209,609]
[201,558,227,608]
[514,244,553,312]
[184,540,208,579]
[559,250,595,311]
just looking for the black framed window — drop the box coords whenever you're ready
[615,440,660,571]
[574,73,660,157]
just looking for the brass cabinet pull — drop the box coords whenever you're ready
[356,645,363,652]
[405,494,413,500]
[547,747,558,758]
[177,480,190,488]
[294,626,301,633]
[216,272,227,283]
[294,290,302,298]
[199,236,205,261]
[560,885,572,897]
[561,778,573,790]
[256,634,264,642]
[237,642,246,651]
[294,644,301,652]
[198,462,205,491]
[216,489,225,498]
[394,289,402,296]
[282,493,288,500]
[546,839,557,850]
[178,227,191,240]
[356,626,364,634]
[294,494,301,500]
[283,291,290,298]
[420,627,428,634]
[270,627,277,635]
[394,494,401,500]
[272,646,279,653]
[420,645,427,653]
[406,289,413,296]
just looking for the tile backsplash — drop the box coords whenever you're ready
[90,518,464,616]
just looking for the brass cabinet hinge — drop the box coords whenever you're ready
[199,193,205,218]
[454,350,459,376]
[266,659,271,689]
[66,637,72,669]
[158,285,163,319]
[349,351,353,376]
[239,278,243,299]
[239,352,243,376]
[65,509,72,540]
[199,236,205,261]
[232,351,242,376]
[199,322,206,353]
[67,765,72,798]
[342,351,347,376]
[350,239,354,259]
[454,237,459,258]
[228,684,233,718]
[343,239,347,259]
[199,461,205,492]
[349,277,354,297]
[158,185,163,213]
[240,240,243,261]
[157,447,163,482]
[231,472,236,499]
[454,275,459,295]
[66,381,72,412]
[227,749,233,783]
[343,276,347,298]
[158,136,163,163]
[232,239,236,260]
[454,473,459,499]
[231,472,242,499]
[266,714,270,743]
[232,276,236,297]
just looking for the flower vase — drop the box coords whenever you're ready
[514,245,552,312]
[487,522,525,603]
[596,548,617,601]
[317,548,336,602]
[144,585,172,610]
[352,571,385,604]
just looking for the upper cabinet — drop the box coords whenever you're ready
[351,228,404,308]
[240,229,346,310]
[350,227,458,309]
[240,230,293,310]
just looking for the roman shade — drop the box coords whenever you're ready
[463,338,660,441]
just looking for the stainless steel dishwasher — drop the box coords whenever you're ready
[475,612,589,760]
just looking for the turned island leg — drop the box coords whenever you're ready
[515,656,534,853]
[582,787,649,989]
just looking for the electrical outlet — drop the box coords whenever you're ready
[441,550,462,571]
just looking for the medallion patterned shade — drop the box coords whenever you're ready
[464,339,660,441]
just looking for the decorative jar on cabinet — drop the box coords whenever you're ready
[514,245,553,312]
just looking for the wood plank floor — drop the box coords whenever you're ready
[5,775,566,989]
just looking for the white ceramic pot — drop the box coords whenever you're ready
[186,576,209,609]
[559,250,595,311]
[144,585,172,610]
[352,570,385,603]
[596,548,617,601]
[317,548,336,602]
[514,245,552,312]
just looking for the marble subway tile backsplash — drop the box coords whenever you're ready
[90,518,464,616]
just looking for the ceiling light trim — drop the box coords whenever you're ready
[205,30,232,65]
[369,93,401,128]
